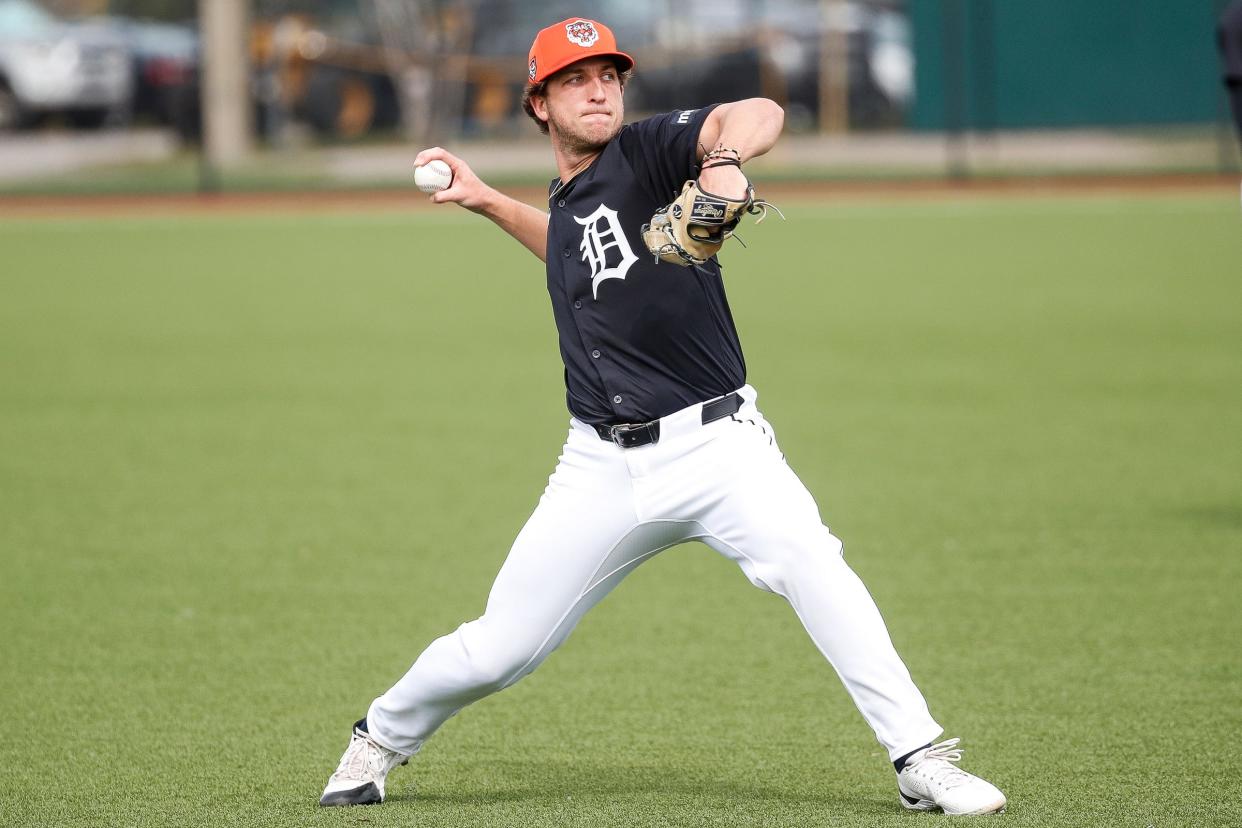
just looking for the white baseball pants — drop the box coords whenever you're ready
[368,385,942,761]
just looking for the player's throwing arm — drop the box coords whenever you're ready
[413,147,550,262]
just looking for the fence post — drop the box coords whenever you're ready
[943,0,970,179]
[198,0,253,190]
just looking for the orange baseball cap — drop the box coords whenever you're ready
[526,18,635,85]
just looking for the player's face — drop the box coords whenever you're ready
[540,58,624,153]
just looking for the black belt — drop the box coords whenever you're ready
[593,392,742,448]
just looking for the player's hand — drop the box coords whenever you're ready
[413,147,495,213]
[697,162,749,199]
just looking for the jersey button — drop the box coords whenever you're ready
[613,395,623,404]
[557,199,566,207]
[562,247,571,258]
[591,349,601,359]
[573,300,582,309]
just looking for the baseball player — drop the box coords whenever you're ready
[320,17,1006,816]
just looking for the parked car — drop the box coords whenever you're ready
[465,0,912,134]
[605,0,913,130]
[0,0,132,130]
[138,11,403,144]
[102,16,197,129]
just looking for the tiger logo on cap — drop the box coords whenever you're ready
[565,19,599,48]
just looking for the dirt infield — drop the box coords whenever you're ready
[0,173,1236,218]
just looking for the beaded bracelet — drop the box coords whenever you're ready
[701,144,743,169]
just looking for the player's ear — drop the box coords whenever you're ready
[531,94,549,124]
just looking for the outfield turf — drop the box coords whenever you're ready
[1,192,1240,827]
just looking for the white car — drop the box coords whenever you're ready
[0,0,132,129]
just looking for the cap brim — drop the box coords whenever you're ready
[533,51,635,85]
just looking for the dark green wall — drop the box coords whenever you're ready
[910,0,1225,129]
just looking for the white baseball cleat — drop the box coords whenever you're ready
[896,738,1006,815]
[319,719,409,807]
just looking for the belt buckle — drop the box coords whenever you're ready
[608,423,636,447]
[608,421,658,448]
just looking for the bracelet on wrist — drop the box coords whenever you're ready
[701,143,743,168]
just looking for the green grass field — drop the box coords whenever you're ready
[2,192,1240,827]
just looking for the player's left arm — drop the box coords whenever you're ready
[695,98,784,198]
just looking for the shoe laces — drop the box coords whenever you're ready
[907,738,973,790]
[332,731,394,783]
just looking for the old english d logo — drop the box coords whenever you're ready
[574,203,638,299]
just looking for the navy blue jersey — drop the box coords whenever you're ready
[544,105,747,425]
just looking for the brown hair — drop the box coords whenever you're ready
[521,68,633,135]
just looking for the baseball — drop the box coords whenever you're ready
[414,160,453,193]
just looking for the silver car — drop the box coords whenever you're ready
[0,0,132,129]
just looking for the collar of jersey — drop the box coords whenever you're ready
[547,141,615,204]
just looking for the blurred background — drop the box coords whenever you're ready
[0,0,1238,194]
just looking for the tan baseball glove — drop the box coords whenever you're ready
[641,149,782,267]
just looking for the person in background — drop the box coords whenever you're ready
[1219,1,1242,147]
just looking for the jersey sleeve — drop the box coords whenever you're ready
[618,104,720,204]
